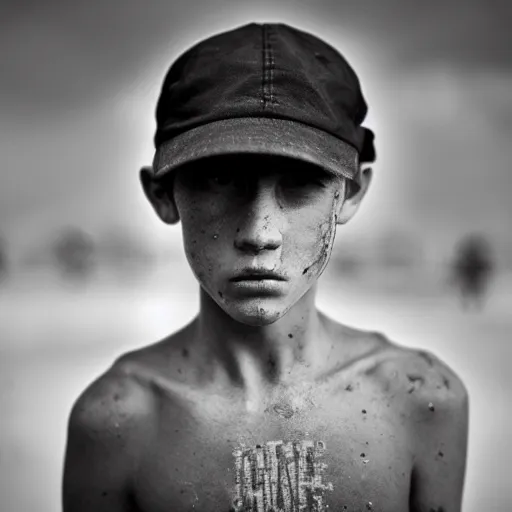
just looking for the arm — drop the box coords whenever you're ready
[408,354,469,512]
[62,366,151,512]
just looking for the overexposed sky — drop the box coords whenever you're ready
[1,0,511,261]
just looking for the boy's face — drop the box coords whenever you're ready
[145,154,363,326]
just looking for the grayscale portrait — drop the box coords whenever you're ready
[1,2,510,512]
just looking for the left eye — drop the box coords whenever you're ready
[210,173,235,186]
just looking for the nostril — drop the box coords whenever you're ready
[234,238,281,254]
[234,225,282,253]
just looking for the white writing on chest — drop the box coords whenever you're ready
[232,440,333,512]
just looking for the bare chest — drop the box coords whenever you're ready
[133,383,413,512]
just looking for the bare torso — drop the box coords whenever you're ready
[64,318,467,512]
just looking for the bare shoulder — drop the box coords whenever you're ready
[361,337,469,469]
[321,315,468,415]
[70,322,195,430]
[356,333,468,418]
[359,336,469,507]
[332,324,469,426]
[68,354,158,447]
[357,334,468,404]
[63,354,164,511]
[355,339,469,510]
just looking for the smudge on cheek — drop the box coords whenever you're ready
[301,211,337,279]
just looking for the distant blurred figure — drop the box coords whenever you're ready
[53,228,95,280]
[450,234,494,310]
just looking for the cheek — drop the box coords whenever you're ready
[178,199,228,278]
[289,203,337,277]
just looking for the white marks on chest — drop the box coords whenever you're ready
[231,440,333,512]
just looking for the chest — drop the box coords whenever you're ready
[133,389,414,512]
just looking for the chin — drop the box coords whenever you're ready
[224,302,287,327]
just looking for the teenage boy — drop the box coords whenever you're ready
[63,23,468,512]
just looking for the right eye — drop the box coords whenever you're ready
[209,171,235,187]
[179,169,237,190]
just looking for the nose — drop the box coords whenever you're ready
[234,188,283,254]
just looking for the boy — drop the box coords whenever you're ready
[63,23,468,512]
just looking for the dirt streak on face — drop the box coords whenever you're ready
[172,155,346,326]
[302,192,341,282]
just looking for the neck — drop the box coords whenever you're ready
[194,285,333,396]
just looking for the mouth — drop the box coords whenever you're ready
[230,269,287,282]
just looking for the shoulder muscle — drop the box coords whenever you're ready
[382,347,468,512]
[63,360,155,511]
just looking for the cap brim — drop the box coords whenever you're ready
[152,117,359,181]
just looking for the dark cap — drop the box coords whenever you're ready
[152,22,375,182]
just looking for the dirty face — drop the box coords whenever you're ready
[171,155,346,326]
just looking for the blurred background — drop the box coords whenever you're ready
[1,0,511,510]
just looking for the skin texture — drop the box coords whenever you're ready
[62,153,468,512]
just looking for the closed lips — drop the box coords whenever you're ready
[230,271,286,281]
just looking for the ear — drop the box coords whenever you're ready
[139,166,180,225]
[336,166,373,224]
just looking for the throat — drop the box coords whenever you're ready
[228,333,331,416]
[229,326,330,387]
[195,297,335,399]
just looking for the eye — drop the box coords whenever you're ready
[280,170,327,189]
[209,171,236,187]
[179,168,240,191]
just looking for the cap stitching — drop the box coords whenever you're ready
[267,26,276,104]
[261,25,272,109]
